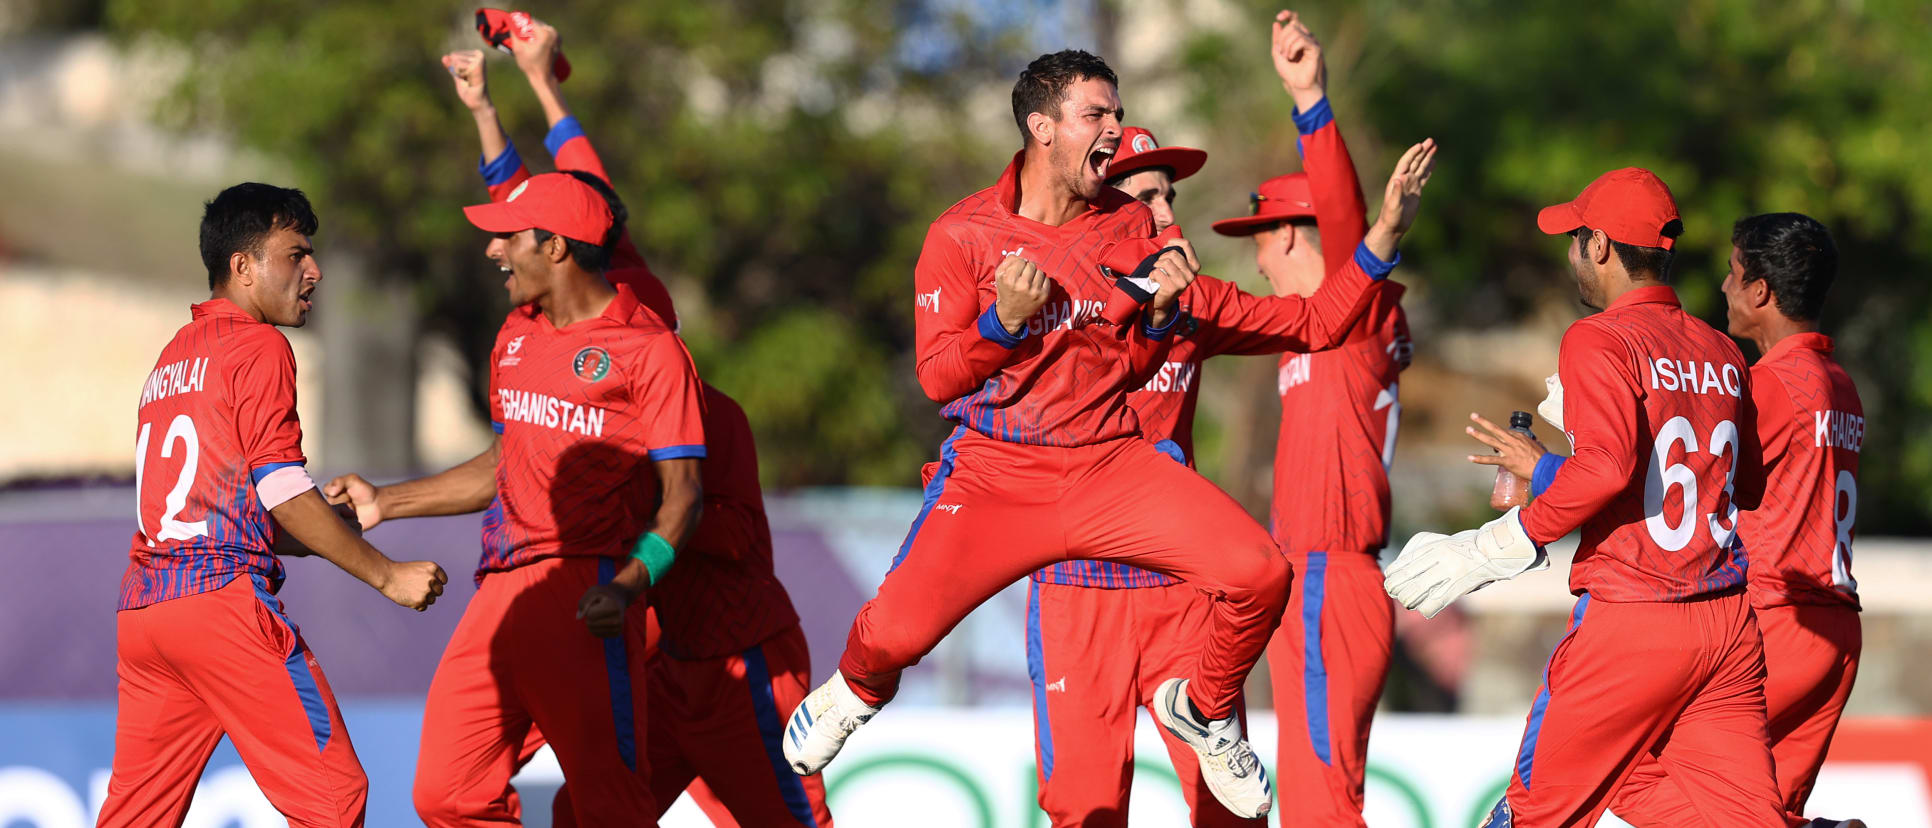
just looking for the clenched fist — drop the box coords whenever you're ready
[382,560,448,612]
[509,16,561,79]
[441,49,491,112]
[1272,10,1326,111]
[322,473,384,531]
[577,582,633,639]
[994,255,1053,335]
[1146,247,1199,326]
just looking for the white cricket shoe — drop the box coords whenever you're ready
[781,670,880,775]
[1151,677,1273,818]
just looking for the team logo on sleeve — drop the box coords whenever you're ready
[572,346,611,382]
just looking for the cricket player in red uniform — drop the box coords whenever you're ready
[1024,13,1427,826]
[1581,213,1864,828]
[1206,16,1409,825]
[326,173,706,825]
[100,184,447,828]
[1388,168,1785,826]
[785,48,1436,819]
[437,26,833,825]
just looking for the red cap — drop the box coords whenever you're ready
[463,173,613,245]
[475,9,571,82]
[1106,127,1207,184]
[1537,167,1681,250]
[1211,172,1316,236]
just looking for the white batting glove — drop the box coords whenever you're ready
[1538,372,1565,434]
[1384,506,1549,618]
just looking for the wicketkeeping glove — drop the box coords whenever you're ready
[1384,506,1549,618]
[1538,372,1565,434]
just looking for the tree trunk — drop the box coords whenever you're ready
[317,245,420,475]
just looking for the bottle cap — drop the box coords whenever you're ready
[1510,410,1534,430]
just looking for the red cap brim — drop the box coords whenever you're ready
[1536,202,1584,236]
[462,201,533,234]
[1211,207,1318,237]
[1108,147,1208,184]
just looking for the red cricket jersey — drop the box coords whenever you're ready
[477,284,706,580]
[121,300,308,609]
[480,115,677,330]
[1520,286,1765,602]
[1034,95,1391,586]
[920,153,1197,446]
[1742,333,1862,610]
[1266,95,1411,559]
[1034,260,1389,587]
[650,384,801,659]
[1272,283,1411,557]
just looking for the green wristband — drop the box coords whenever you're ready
[630,531,676,586]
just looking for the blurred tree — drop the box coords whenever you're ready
[1177,0,1932,532]
[103,0,1068,484]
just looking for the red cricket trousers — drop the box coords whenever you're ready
[99,575,368,828]
[1608,602,1860,827]
[1266,549,1394,828]
[1027,581,1262,827]
[526,623,832,827]
[413,556,655,826]
[840,428,1289,720]
[1481,590,1782,828]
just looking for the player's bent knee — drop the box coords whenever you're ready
[411,774,469,825]
[1218,546,1291,607]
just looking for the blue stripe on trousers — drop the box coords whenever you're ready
[744,642,820,826]
[597,557,638,772]
[1302,550,1333,765]
[1515,594,1590,789]
[249,575,331,752]
[888,427,965,574]
[1026,580,1054,781]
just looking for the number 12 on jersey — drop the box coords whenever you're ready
[134,414,209,546]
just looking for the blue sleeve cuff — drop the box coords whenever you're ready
[1292,96,1333,135]
[250,461,305,485]
[1141,310,1180,341]
[1353,241,1400,280]
[977,305,1026,349]
[479,144,523,187]
[647,444,707,462]
[1530,453,1567,497]
[491,420,505,434]
[543,115,586,158]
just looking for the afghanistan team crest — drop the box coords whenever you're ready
[572,346,611,382]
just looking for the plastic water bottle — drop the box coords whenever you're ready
[1489,411,1536,510]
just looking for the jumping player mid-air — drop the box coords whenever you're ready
[1388,168,1785,826]
[1022,10,1426,826]
[99,183,447,828]
[433,21,831,825]
[785,47,1436,819]
[1209,13,1411,827]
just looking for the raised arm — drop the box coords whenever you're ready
[1196,137,1435,357]
[1274,10,1367,276]
[504,18,650,272]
